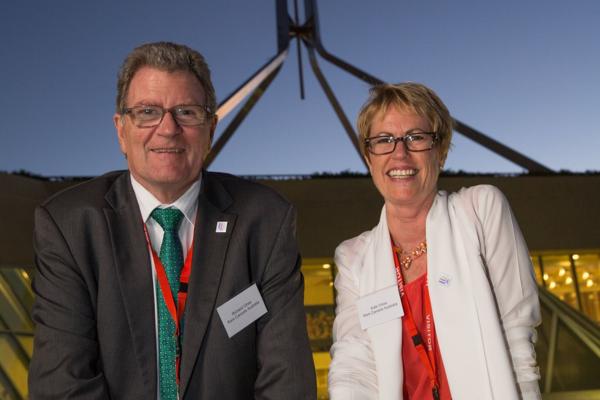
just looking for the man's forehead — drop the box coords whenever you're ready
[127,67,205,104]
[129,67,202,87]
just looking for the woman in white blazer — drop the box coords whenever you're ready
[328,83,541,400]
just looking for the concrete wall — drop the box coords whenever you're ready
[0,172,86,266]
[436,175,600,253]
[262,175,600,258]
[0,173,56,266]
[1,172,598,265]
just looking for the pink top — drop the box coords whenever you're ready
[401,273,452,400]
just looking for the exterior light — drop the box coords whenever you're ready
[582,272,590,279]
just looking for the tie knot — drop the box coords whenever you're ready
[151,208,184,232]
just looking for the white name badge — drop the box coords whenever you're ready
[356,285,403,330]
[217,283,268,338]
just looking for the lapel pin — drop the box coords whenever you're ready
[216,221,228,233]
[438,273,452,288]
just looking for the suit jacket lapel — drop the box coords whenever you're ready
[104,172,157,396]
[363,206,403,400]
[426,191,494,400]
[179,171,237,396]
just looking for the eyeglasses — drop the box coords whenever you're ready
[123,104,212,127]
[364,133,438,155]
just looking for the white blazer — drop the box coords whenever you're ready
[328,185,541,400]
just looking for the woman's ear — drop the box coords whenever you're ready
[438,153,447,172]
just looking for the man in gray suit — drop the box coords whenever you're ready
[28,41,316,399]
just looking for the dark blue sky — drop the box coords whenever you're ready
[1,0,599,176]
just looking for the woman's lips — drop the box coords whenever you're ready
[387,169,418,178]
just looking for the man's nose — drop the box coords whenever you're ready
[157,111,182,136]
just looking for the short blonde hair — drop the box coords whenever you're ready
[357,82,453,160]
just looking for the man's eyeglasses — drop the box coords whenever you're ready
[364,133,438,155]
[123,105,212,127]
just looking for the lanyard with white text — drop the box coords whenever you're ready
[391,237,440,400]
[143,221,194,388]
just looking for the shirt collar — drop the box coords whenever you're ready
[130,172,201,226]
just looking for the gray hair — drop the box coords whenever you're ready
[116,41,217,124]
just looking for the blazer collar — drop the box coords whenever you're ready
[104,171,158,397]
[361,205,403,399]
[178,170,237,396]
[198,169,234,211]
[360,193,447,400]
[105,171,135,211]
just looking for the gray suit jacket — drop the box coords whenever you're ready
[29,170,316,399]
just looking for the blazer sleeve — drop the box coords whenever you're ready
[328,235,378,400]
[28,205,110,399]
[475,186,542,400]
[253,204,317,400]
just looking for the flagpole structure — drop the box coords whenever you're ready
[206,0,553,174]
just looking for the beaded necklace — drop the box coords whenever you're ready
[392,241,427,269]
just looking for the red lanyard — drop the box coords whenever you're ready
[143,221,194,387]
[391,237,440,400]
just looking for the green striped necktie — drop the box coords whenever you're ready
[151,207,185,400]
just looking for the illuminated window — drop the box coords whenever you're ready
[301,259,335,399]
[574,254,600,322]
[531,252,600,323]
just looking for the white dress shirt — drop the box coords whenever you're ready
[130,173,201,399]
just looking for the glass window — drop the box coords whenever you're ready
[301,260,335,400]
[0,273,35,332]
[302,261,335,352]
[574,254,600,323]
[0,333,29,400]
[540,255,579,310]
